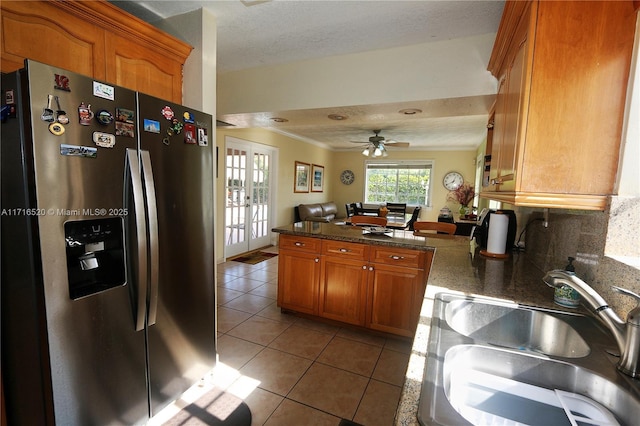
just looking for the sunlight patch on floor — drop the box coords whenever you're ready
[148,362,260,425]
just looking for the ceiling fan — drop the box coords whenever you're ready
[350,130,410,157]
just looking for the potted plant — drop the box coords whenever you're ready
[447,182,475,217]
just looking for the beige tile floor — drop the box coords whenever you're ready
[210,249,412,426]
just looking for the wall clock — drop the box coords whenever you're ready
[443,171,464,190]
[340,169,355,185]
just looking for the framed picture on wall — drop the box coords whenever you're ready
[294,161,310,193]
[311,164,324,192]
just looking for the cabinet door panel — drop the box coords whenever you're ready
[490,5,530,192]
[105,34,185,103]
[319,257,368,325]
[277,250,319,315]
[489,75,507,188]
[1,2,105,76]
[367,264,425,337]
[498,40,526,191]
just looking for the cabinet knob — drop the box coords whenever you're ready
[315,258,319,263]
[362,265,367,270]
[369,266,374,271]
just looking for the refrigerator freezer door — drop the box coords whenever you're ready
[137,94,216,416]
[21,60,149,425]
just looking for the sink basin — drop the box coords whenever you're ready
[418,293,640,426]
[444,345,636,426]
[445,299,590,358]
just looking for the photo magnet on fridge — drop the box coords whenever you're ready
[184,124,196,144]
[197,128,208,146]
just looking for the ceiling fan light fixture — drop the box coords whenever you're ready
[362,146,370,156]
[373,146,383,157]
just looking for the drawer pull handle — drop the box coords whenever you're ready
[389,255,405,260]
[294,242,305,247]
[339,248,351,253]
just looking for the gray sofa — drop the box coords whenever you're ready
[295,202,340,222]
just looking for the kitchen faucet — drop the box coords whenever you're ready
[542,269,640,378]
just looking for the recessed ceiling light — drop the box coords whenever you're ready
[241,0,272,7]
[399,108,422,115]
[328,114,348,121]
[270,117,288,123]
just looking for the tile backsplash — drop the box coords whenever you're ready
[523,196,640,318]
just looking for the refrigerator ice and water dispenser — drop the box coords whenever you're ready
[64,217,126,299]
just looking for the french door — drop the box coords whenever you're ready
[224,138,274,258]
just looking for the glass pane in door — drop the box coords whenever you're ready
[251,152,270,242]
[225,147,247,247]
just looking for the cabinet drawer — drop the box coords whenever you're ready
[370,246,426,269]
[279,234,322,253]
[322,240,368,260]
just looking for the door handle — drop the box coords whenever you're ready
[141,150,159,326]
[124,149,148,332]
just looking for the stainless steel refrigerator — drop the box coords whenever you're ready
[1,60,215,425]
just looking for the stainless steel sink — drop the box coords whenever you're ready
[418,293,640,425]
[444,299,590,358]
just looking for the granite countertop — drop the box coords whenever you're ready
[272,221,459,252]
[272,222,573,425]
[393,236,582,426]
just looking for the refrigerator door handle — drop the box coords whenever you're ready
[141,150,159,326]
[125,148,148,332]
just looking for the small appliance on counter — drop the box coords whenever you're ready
[437,206,454,223]
[473,209,517,256]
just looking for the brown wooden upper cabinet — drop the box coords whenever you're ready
[0,0,191,103]
[482,0,637,210]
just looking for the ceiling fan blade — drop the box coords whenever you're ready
[349,140,370,144]
[384,142,410,148]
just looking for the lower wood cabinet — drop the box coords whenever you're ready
[319,241,369,326]
[277,234,433,337]
[367,262,427,337]
[367,246,431,337]
[277,236,321,315]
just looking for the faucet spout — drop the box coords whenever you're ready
[542,270,630,373]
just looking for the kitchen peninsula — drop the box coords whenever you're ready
[273,221,573,425]
[272,222,445,337]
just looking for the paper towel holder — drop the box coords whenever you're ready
[479,211,511,259]
[480,249,509,259]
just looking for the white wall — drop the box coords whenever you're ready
[156,8,217,115]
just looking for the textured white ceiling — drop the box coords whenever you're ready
[111,0,505,150]
[113,0,505,73]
